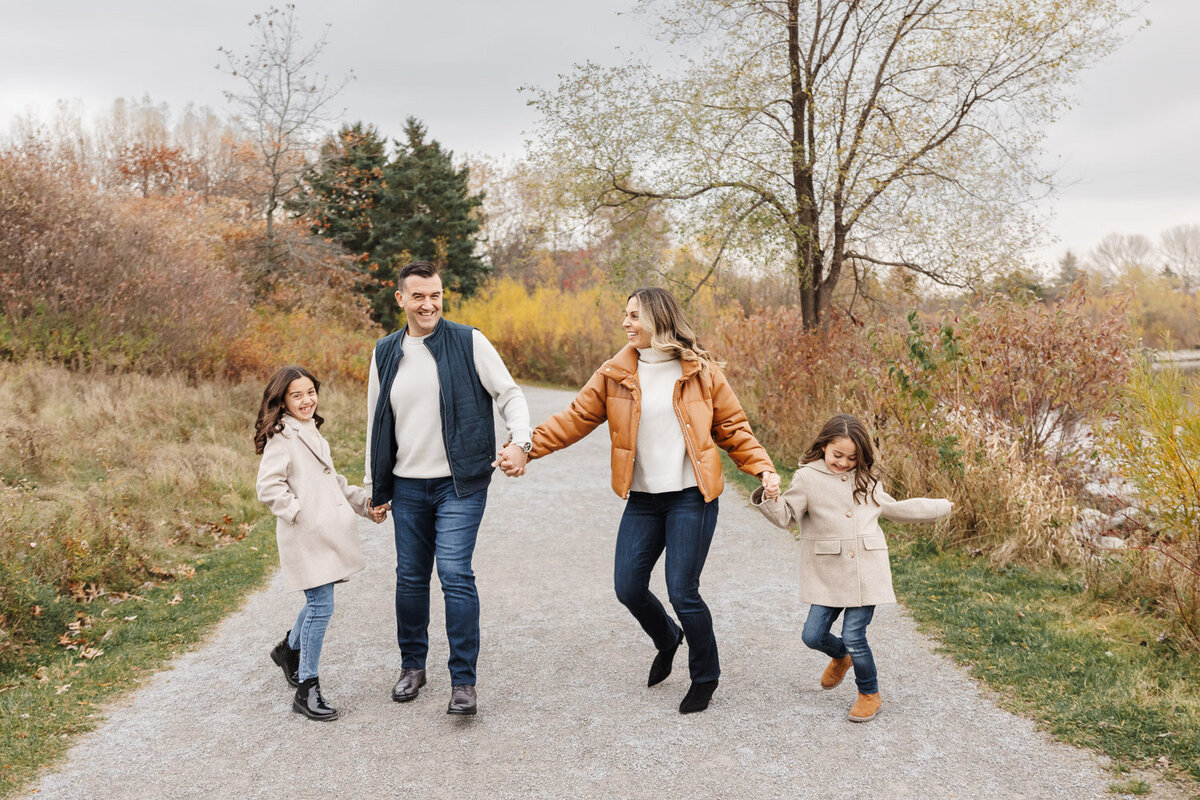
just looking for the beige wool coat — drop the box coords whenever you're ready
[256,415,371,592]
[753,462,951,607]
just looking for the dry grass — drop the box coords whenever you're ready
[0,361,365,667]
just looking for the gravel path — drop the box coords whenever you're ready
[26,386,1119,800]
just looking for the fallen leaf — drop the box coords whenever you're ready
[80,647,104,660]
[167,593,182,605]
[56,684,71,695]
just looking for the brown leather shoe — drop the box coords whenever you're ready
[848,692,881,722]
[820,655,852,689]
[447,684,477,715]
[391,668,426,703]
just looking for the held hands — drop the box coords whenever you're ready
[368,502,391,524]
[491,443,529,478]
[760,470,781,502]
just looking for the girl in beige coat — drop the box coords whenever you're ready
[255,366,385,721]
[754,414,951,723]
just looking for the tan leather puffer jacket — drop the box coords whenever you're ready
[530,345,774,502]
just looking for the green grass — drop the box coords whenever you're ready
[0,518,279,798]
[725,458,1200,789]
[889,534,1200,782]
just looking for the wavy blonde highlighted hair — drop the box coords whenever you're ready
[629,287,724,378]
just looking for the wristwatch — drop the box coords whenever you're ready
[517,440,533,454]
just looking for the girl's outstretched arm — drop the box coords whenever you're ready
[877,490,953,523]
[256,436,301,524]
[752,470,809,529]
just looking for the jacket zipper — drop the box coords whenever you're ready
[673,378,709,500]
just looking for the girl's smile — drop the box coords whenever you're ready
[284,377,318,421]
[823,436,858,473]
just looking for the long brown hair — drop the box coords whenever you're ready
[254,366,323,454]
[800,414,880,505]
[629,287,724,377]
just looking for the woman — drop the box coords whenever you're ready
[510,287,780,713]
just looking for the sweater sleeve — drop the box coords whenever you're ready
[364,347,380,499]
[877,489,952,523]
[752,468,808,529]
[256,435,301,525]
[472,330,532,446]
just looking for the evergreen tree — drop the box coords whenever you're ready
[295,122,387,257]
[370,118,487,329]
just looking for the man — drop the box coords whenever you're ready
[366,261,531,715]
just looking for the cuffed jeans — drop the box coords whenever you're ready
[288,582,335,682]
[391,476,487,686]
[614,488,720,683]
[801,604,878,694]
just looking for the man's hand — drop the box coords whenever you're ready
[760,470,781,501]
[368,502,391,523]
[491,443,529,477]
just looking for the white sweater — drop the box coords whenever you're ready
[364,328,531,491]
[630,348,697,494]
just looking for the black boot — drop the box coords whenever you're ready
[679,679,719,714]
[270,631,301,688]
[648,627,684,687]
[293,677,339,721]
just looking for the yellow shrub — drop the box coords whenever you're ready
[450,278,626,386]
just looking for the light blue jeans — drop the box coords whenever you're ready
[287,582,335,682]
[801,604,878,694]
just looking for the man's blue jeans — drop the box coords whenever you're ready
[614,488,720,683]
[391,476,487,686]
[801,604,878,694]
[288,582,335,682]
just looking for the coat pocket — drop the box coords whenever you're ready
[862,535,888,551]
[813,539,842,555]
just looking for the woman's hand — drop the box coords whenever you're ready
[760,470,781,501]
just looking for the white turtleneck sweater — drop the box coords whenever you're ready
[630,347,697,494]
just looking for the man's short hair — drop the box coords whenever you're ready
[398,261,440,291]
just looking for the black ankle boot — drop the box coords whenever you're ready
[293,677,339,721]
[648,627,684,687]
[270,630,301,688]
[679,679,719,714]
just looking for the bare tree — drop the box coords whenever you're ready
[1160,223,1200,293]
[530,0,1139,327]
[1090,232,1154,277]
[219,4,351,270]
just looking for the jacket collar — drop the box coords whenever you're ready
[280,415,334,470]
[804,460,844,477]
[602,344,700,383]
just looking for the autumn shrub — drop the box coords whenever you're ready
[864,291,1131,564]
[225,307,376,385]
[0,154,248,376]
[717,307,871,466]
[451,278,627,386]
[1086,267,1200,349]
[1096,358,1200,643]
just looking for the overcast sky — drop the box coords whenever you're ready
[2,0,1197,267]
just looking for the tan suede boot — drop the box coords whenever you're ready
[848,692,881,722]
[820,655,853,689]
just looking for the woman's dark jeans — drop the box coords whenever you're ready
[614,488,720,683]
